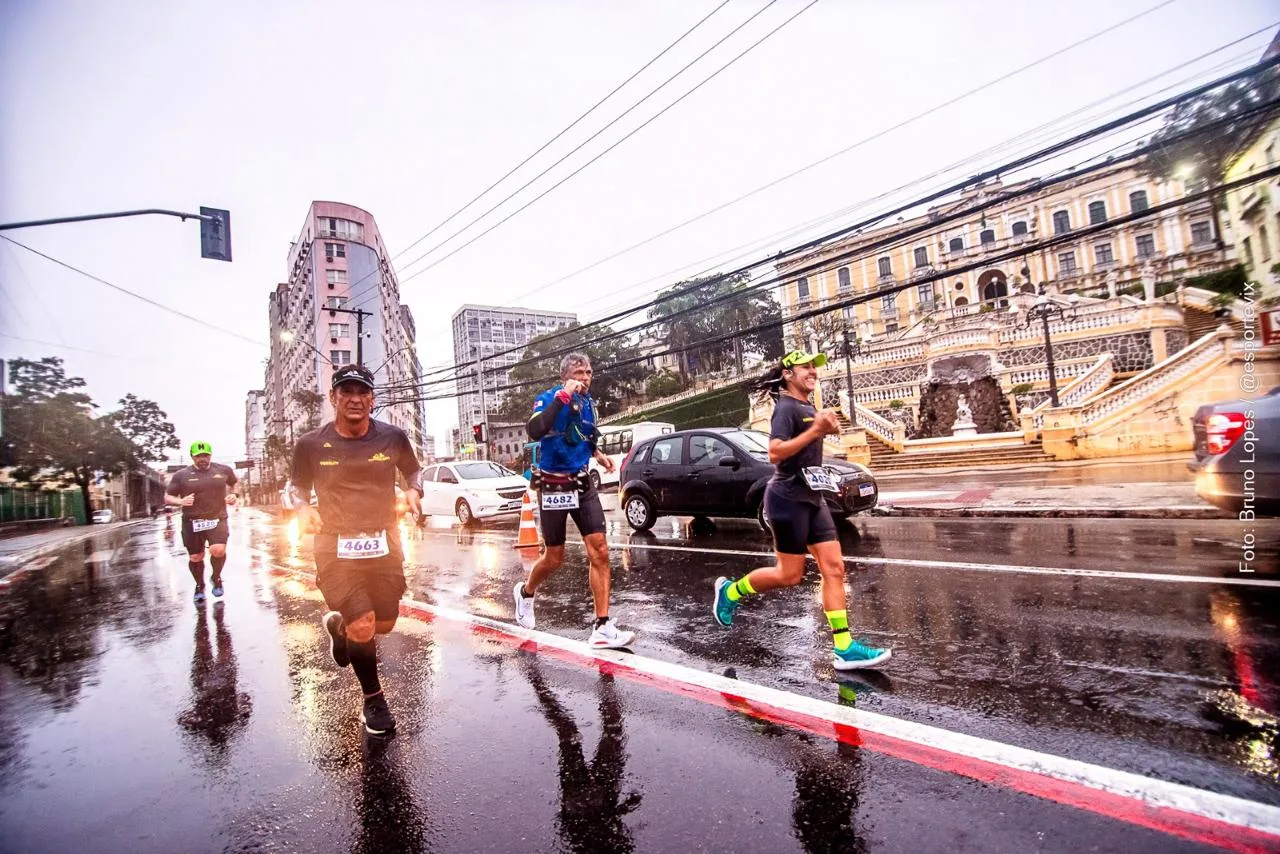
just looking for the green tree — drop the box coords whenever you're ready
[645,369,687,399]
[494,323,647,423]
[648,273,783,381]
[291,389,325,431]
[2,358,134,521]
[1140,68,1279,243]
[105,393,180,465]
[264,433,290,490]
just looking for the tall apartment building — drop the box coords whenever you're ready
[244,389,266,498]
[262,202,427,456]
[775,165,1228,344]
[451,304,577,431]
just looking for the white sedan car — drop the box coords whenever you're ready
[420,461,530,527]
[92,509,114,524]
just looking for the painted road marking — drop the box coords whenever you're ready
[413,529,1280,589]
[266,561,1280,853]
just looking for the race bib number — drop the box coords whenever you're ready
[801,466,839,493]
[337,530,390,559]
[191,518,219,533]
[541,491,580,511]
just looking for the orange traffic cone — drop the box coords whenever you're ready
[513,489,543,550]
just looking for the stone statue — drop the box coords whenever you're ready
[1105,269,1118,300]
[951,394,978,438]
[1140,262,1156,301]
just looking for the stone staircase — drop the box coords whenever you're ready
[867,439,1056,472]
[1184,304,1243,339]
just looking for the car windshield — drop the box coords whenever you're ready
[453,461,516,480]
[725,429,842,460]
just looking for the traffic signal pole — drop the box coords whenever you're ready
[0,207,233,261]
[475,350,487,460]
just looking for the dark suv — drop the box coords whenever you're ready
[618,427,878,532]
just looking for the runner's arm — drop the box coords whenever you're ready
[289,439,314,507]
[393,431,424,495]
[527,395,566,441]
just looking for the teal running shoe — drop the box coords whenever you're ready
[832,640,891,671]
[713,577,738,627]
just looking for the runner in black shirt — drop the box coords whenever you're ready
[165,441,238,603]
[711,350,891,670]
[291,364,422,736]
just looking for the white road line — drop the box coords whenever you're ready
[399,595,1280,840]
[413,530,1280,588]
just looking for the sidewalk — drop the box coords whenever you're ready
[876,481,1230,519]
[0,518,152,574]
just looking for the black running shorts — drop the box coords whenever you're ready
[181,517,229,555]
[539,485,607,547]
[764,484,837,555]
[313,531,407,623]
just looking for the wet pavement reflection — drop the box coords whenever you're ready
[0,513,1273,852]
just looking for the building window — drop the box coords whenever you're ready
[324,242,346,258]
[917,283,935,308]
[1053,210,1071,234]
[980,229,995,245]
[1243,236,1254,268]
[913,247,929,268]
[949,237,964,252]
[1011,221,1028,237]
[318,217,364,241]
[797,277,810,301]
[880,291,897,313]
[1190,220,1214,246]
[1260,224,1272,262]
[884,322,899,333]
[1088,201,1108,225]
[330,350,352,364]
[1094,242,1114,266]
[326,296,348,310]
[1058,251,1077,274]
[329,323,351,338]
[326,269,347,285]
[1129,190,1149,213]
[1135,234,1156,259]
[837,266,851,293]
[877,257,893,277]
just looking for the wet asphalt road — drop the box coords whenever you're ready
[0,509,1276,853]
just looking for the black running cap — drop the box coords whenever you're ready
[331,364,375,390]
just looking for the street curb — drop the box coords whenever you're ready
[0,518,153,575]
[873,505,1233,520]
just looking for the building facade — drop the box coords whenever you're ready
[262,202,427,456]
[1225,115,1280,302]
[487,422,527,469]
[450,304,577,432]
[776,165,1228,345]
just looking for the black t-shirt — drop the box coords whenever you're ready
[291,420,422,534]
[167,463,238,520]
[769,394,824,504]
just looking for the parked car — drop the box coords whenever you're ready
[1188,387,1279,515]
[92,509,114,524]
[618,427,878,532]
[420,460,530,527]
[588,421,675,490]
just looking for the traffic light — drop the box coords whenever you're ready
[472,423,486,443]
[199,206,232,262]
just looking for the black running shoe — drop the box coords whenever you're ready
[361,694,396,736]
[323,611,350,668]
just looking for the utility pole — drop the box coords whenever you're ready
[329,307,373,365]
[474,347,488,461]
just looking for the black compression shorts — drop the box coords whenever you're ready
[764,485,837,555]
[314,531,407,623]
[539,484,607,547]
[181,517,229,554]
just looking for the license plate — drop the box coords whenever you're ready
[192,518,219,532]
[337,530,389,559]
[503,501,522,511]
[801,466,839,493]
[541,491,580,510]
[858,483,875,497]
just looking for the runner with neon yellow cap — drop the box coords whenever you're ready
[165,440,239,603]
[712,350,891,671]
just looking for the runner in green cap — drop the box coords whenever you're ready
[165,441,239,603]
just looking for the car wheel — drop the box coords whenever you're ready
[455,499,476,528]
[756,499,771,534]
[589,470,601,490]
[623,493,656,531]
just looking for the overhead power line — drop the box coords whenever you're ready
[381,54,1280,394]
[0,235,266,348]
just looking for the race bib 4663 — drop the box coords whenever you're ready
[337,530,390,559]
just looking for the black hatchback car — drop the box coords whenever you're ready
[618,427,878,532]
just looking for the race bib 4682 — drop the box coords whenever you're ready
[541,491,580,511]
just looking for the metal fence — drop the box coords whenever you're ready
[0,486,85,525]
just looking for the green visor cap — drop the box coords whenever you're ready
[190,441,213,457]
[782,350,828,368]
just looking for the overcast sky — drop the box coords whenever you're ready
[1,0,1276,465]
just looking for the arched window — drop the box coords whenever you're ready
[1011,221,1028,237]
[949,237,964,252]
[1088,200,1107,224]
[1053,210,1071,234]
[1129,190,1149,213]
[980,229,995,245]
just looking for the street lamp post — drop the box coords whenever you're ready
[279,330,334,367]
[840,306,863,418]
[1013,285,1080,407]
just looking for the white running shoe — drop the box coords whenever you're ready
[513,581,536,629]
[589,618,636,650]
